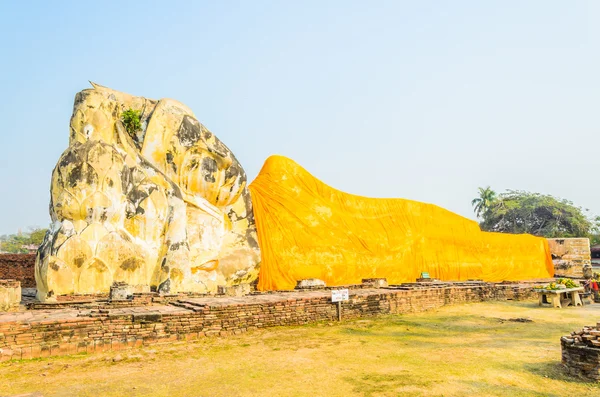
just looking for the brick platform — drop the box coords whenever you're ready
[0,282,541,361]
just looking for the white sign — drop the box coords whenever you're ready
[331,289,349,303]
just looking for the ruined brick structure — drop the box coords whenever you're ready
[547,238,591,278]
[561,322,600,382]
[0,282,540,361]
[0,254,35,288]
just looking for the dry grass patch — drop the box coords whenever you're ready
[1,301,599,396]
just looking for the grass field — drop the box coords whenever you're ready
[1,301,599,397]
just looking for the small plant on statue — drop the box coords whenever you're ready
[121,108,142,137]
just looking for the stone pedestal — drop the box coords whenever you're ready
[0,280,21,311]
[295,278,326,290]
[109,283,151,300]
[110,282,131,301]
[362,278,388,288]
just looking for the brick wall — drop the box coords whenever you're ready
[0,283,539,361]
[0,254,36,288]
[547,238,591,278]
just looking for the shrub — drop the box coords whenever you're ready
[121,108,142,136]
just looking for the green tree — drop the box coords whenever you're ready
[590,217,600,246]
[471,186,497,218]
[479,190,598,237]
[0,227,48,253]
[29,228,47,245]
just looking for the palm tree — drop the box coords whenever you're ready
[471,186,497,218]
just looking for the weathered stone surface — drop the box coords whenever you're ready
[35,84,260,301]
[0,280,21,311]
[217,283,251,297]
[110,282,130,300]
[547,238,591,278]
[295,278,326,289]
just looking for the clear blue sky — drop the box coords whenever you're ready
[0,1,598,235]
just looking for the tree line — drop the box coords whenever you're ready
[472,187,599,244]
[0,228,47,254]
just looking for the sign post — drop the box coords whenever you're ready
[331,289,349,321]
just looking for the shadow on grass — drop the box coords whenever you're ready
[343,314,500,334]
[342,370,570,397]
[523,360,600,388]
[342,314,546,338]
[343,311,585,339]
[460,380,563,397]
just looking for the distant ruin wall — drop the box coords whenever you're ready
[547,238,591,278]
[0,254,36,288]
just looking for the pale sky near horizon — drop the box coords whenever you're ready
[0,1,598,235]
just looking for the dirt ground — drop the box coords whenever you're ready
[1,300,599,397]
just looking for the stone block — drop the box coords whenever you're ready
[110,282,131,301]
[109,283,151,300]
[217,284,251,297]
[0,279,21,311]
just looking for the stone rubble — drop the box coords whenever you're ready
[562,322,600,348]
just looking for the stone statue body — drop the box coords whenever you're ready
[36,84,260,301]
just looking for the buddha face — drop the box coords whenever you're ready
[36,84,259,301]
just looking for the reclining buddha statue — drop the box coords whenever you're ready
[35,83,260,301]
[36,83,554,302]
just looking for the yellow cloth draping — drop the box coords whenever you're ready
[249,156,554,291]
